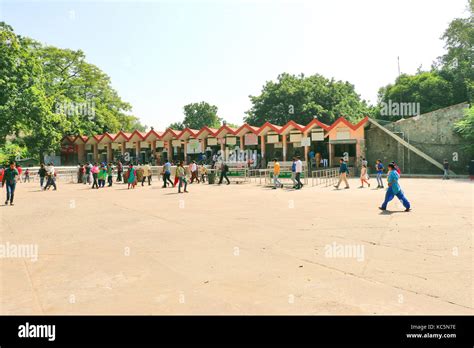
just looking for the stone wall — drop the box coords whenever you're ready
[365,103,471,174]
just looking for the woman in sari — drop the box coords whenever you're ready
[127,164,137,189]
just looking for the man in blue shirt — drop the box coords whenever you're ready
[334,158,350,189]
[379,163,411,212]
[162,160,174,188]
[375,159,384,188]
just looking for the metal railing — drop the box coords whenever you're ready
[311,168,339,187]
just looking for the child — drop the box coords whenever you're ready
[359,165,370,188]
[24,168,30,183]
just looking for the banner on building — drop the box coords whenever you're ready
[244,133,258,146]
[187,139,201,154]
[289,133,302,143]
[207,138,218,146]
[311,130,324,141]
[301,137,311,147]
[226,137,237,145]
[267,134,279,144]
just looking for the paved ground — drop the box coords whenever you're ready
[0,176,472,314]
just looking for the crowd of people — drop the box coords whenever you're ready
[2,156,474,210]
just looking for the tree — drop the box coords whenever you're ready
[377,72,455,120]
[377,0,473,120]
[182,102,221,129]
[168,122,184,130]
[437,0,474,103]
[0,22,62,158]
[245,73,373,126]
[454,105,474,155]
[0,22,146,160]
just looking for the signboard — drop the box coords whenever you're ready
[311,130,324,141]
[267,134,279,144]
[156,140,164,148]
[226,137,237,145]
[60,145,77,154]
[244,133,258,146]
[289,133,302,143]
[301,137,311,147]
[172,139,181,147]
[274,143,283,148]
[336,128,351,140]
[207,138,218,146]
[187,139,201,154]
[98,143,105,150]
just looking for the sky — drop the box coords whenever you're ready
[0,0,469,129]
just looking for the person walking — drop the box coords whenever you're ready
[98,163,107,188]
[107,163,114,187]
[141,162,152,186]
[443,159,450,180]
[116,161,123,182]
[2,161,19,205]
[295,156,303,189]
[290,157,297,189]
[91,163,99,189]
[359,164,370,188]
[334,158,350,189]
[272,158,282,189]
[218,161,230,185]
[199,163,207,183]
[77,164,83,184]
[127,164,137,189]
[38,163,47,190]
[375,159,384,188]
[24,168,30,183]
[379,163,411,212]
[0,166,4,189]
[44,163,57,190]
[190,160,200,183]
[162,160,174,188]
[173,161,180,187]
[177,161,188,193]
[16,164,23,183]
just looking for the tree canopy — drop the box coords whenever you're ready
[377,0,473,120]
[168,101,222,130]
[0,22,145,161]
[244,73,373,127]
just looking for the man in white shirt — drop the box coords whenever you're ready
[190,160,200,183]
[295,156,303,189]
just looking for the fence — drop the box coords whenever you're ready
[311,168,340,187]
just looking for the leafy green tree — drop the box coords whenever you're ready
[0,22,63,158]
[182,102,221,129]
[437,0,474,104]
[0,22,146,160]
[377,72,455,120]
[245,73,373,126]
[377,0,473,120]
[0,140,30,164]
[454,105,474,155]
[168,122,184,130]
